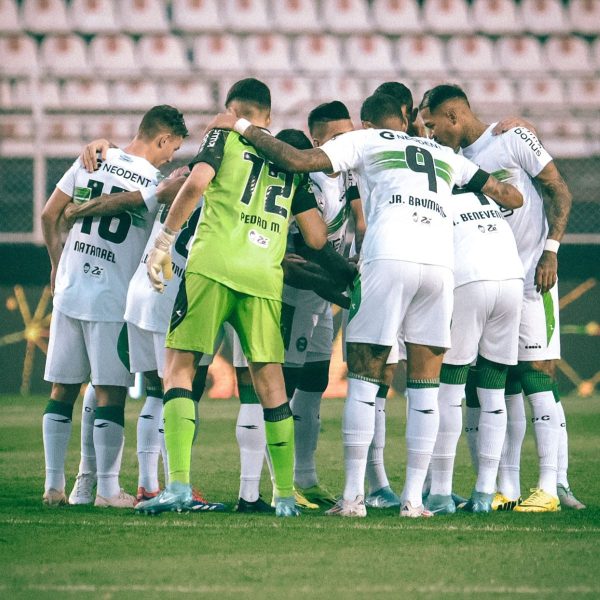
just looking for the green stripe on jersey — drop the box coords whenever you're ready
[543,291,556,345]
[491,168,511,182]
[434,159,453,186]
[327,203,349,234]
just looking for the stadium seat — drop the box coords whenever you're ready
[0,114,33,141]
[0,35,38,76]
[344,35,395,76]
[0,79,12,107]
[396,35,446,77]
[89,34,137,76]
[568,0,600,36]
[111,80,159,109]
[39,34,88,77]
[0,0,20,34]
[83,115,137,146]
[271,0,320,34]
[22,0,70,34]
[62,79,110,109]
[412,77,459,108]
[171,0,223,33]
[224,0,271,33]
[422,0,471,35]
[446,35,495,75]
[316,76,364,107]
[118,0,169,34]
[536,118,589,158]
[565,79,600,110]
[69,0,119,34]
[294,34,343,74]
[322,0,372,34]
[242,34,292,75]
[521,0,568,36]
[12,78,61,108]
[193,34,243,74]
[137,35,190,74]
[471,0,521,35]
[371,0,421,35]
[591,38,600,70]
[545,36,594,75]
[466,78,517,113]
[517,78,566,113]
[158,79,215,111]
[42,115,83,142]
[497,36,545,75]
[266,77,313,114]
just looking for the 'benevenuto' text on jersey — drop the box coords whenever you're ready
[185,128,317,301]
[451,188,524,288]
[125,200,203,333]
[53,149,160,322]
[462,124,552,291]
[321,128,481,270]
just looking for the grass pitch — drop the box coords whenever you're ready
[1,393,599,599]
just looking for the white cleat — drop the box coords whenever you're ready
[400,500,434,518]
[94,489,136,508]
[42,488,67,507]
[325,495,367,518]
[68,472,96,505]
[557,484,586,510]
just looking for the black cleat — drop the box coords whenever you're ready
[235,496,275,514]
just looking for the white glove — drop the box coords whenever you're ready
[147,227,177,293]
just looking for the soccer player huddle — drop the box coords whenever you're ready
[40,77,585,519]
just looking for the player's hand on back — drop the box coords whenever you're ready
[146,228,176,293]
[535,251,558,294]
[205,112,238,132]
[80,138,111,172]
[492,117,537,136]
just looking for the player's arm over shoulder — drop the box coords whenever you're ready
[504,125,551,178]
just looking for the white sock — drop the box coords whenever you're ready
[402,386,440,506]
[290,389,322,489]
[94,415,125,498]
[528,391,559,497]
[498,393,526,500]
[236,403,265,502]
[475,387,507,494]
[43,406,73,492]
[430,383,464,496]
[366,394,390,494]
[465,406,480,474]
[342,378,378,501]
[137,395,163,491]
[77,384,97,475]
[555,400,569,488]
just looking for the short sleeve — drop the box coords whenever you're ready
[189,128,229,174]
[320,130,365,174]
[505,127,552,178]
[140,184,159,212]
[291,174,319,215]
[450,152,481,188]
[56,158,82,196]
[346,170,360,201]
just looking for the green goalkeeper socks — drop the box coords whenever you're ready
[264,403,295,498]
[163,388,197,485]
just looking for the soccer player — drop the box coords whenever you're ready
[41,105,188,507]
[136,79,353,517]
[206,92,522,518]
[419,84,583,512]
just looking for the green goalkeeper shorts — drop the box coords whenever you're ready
[166,272,285,364]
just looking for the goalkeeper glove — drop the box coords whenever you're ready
[147,227,177,293]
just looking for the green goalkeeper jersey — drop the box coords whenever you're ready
[185,128,317,301]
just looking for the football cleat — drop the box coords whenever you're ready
[366,486,401,509]
[514,488,560,513]
[274,495,301,517]
[325,495,367,518]
[94,488,136,508]
[68,472,96,505]
[235,496,275,514]
[492,492,521,511]
[43,488,67,507]
[188,488,227,512]
[272,488,319,510]
[400,501,434,518]
[461,491,494,513]
[136,487,160,504]
[451,492,469,507]
[296,484,338,507]
[557,484,586,510]
[135,482,192,514]
[424,493,456,515]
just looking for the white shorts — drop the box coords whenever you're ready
[346,259,453,349]
[127,323,166,375]
[45,309,133,387]
[444,279,523,366]
[518,284,561,361]
[282,301,332,367]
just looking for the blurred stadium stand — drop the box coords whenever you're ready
[0,0,598,243]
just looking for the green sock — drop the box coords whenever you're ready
[440,363,470,386]
[264,403,294,498]
[239,384,260,404]
[163,388,196,485]
[475,355,508,389]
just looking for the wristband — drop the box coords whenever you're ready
[154,227,177,252]
[544,239,560,253]
[234,118,252,136]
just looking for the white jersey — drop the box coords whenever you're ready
[53,148,160,322]
[451,188,524,287]
[462,124,552,291]
[124,201,203,333]
[321,128,480,270]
